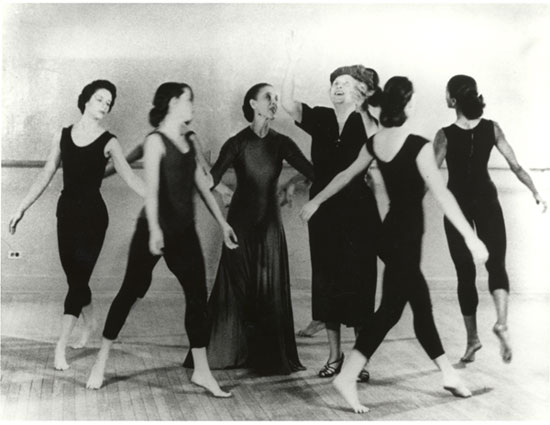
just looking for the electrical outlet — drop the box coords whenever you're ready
[7,250,22,259]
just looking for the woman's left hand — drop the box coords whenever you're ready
[300,201,319,222]
[535,193,547,213]
[222,223,239,249]
[279,182,296,207]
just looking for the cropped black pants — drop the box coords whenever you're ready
[102,217,209,348]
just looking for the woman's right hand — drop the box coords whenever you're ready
[286,30,303,63]
[300,200,320,223]
[8,209,24,235]
[465,236,488,264]
[149,228,164,256]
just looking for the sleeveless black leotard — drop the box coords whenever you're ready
[354,135,445,360]
[442,119,509,316]
[103,131,209,348]
[57,126,112,317]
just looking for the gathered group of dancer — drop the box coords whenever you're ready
[8,39,547,413]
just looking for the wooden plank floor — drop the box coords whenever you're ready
[1,288,549,420]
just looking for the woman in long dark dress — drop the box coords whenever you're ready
[301,77,488,413]
[184,83,314,375]
[8,80,145,371]
[434,75,547,364]
[282,40,381,380]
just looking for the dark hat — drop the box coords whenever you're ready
[330,65,379,91]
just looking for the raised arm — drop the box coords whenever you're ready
[143,134,165,255]
[105,138,146,197]
[493,121,546,212]
[281,33,303,122]
[104,143,143,178]
[416,144,488,262]
[433,128,447,168]
[194,165,238,249]
[9,130,62,234]
[300,145,373,222]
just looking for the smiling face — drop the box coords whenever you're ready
[170,87,194,123]
[85,88,112,119]
[250,85,278,120]
[329,74,359,106]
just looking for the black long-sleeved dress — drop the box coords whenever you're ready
[185,126,314,375]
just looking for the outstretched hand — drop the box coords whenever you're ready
[8,210,24,235]
[466,236,488,264]
[149,228,164,256]
[535,194,547,213]
[279,183,296,207]
[286,30,303,63]
[222,224,239,249]
[300,200,319,223]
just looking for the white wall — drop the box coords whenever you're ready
[3,3,550,167]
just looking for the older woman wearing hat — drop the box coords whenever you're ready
[282,45,382,381]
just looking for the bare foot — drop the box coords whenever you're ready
[71,318,97,349]
[333,374,370,414]
[460,341,482,363]
[297,320,325,337]
[493,324,512,363]
[86,360,106,389]
[443,384,472,398]
[191,371,232,398]
[54,343,69,371]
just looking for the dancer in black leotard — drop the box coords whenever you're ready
[86,82,237,398]
[434,75,547,364]
[282,35,382,382]
[8,80,145,371]
[301,77,488,413]
[183,83,314,375]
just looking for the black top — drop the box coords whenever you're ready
[210,127,314,228]
[366,134,428,236]
[442,118,498,201]
[60,126,113,198]
[140,131,197,233]
[296,103,369,201]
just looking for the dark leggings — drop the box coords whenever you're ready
[444,197,509,316]
[57,195,108,318]
[354,237,445,361]
[102,217,209,348]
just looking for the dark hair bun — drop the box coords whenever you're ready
[379,76,414,128]
[77,80,117,114]
[447,75,485,119]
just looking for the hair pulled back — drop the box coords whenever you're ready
[379,76,413,128]
[242,83,271,122]
[149,82,194,127]
[77,80,117,113]
[447,75,485,120]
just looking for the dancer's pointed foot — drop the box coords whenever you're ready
[443,384,472,398]
[333,374,370,413]
[460,341,482,363]
[54,343,69,371]
[297,320,325,337]
[71,318,97,349]
[191,371,232,398]
[493,323,512,363]
[86,361,106,390]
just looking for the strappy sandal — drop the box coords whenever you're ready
[318,354,344,378]
[357,369,370,383]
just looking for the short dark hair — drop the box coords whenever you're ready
[149,82,194,128]
[379,76,414,128]
[447,75,485,120]
[242,83,271,122]
[77,80,117,113]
